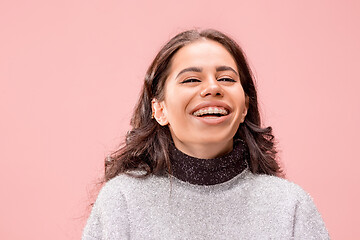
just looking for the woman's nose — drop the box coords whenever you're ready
[200,78,224,97]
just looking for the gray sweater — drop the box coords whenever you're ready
[82,169,329,239]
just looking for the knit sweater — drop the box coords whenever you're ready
[82,169,329,239]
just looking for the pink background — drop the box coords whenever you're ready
[1,0,359,239]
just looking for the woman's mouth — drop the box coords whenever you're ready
[192,107,229,118]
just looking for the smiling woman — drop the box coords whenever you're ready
[82,29,329,239]
[152,39,248,159]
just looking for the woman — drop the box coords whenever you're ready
[83,29,329,239]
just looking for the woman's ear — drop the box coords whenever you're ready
[240,96,249,123]
[151,99,169,126]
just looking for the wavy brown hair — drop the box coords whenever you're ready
[104,29,282,181]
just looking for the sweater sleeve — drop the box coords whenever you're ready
[292,189,330,239]
[82,180,130,240]
[82,202,103,240]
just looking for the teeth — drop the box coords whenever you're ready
[193,107,229,117]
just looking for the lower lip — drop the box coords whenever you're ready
[192,114,231,125]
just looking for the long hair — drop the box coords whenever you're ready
[104,29,282,181]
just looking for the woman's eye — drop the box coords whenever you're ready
[218,78,236,82]
[181,78,201,83]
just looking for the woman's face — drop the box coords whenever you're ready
[153,39,248,158]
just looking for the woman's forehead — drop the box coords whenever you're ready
[168,39,238,76]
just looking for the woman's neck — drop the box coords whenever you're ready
[171,139,233,159]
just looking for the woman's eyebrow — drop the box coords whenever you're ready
[176,67,202,79]
[216,66,239,76]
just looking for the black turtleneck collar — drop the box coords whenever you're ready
[169,140,249,186]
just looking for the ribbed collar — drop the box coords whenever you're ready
[169,140,249,186]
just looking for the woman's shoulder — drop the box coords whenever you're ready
[243,171,313,201]
[97,171,166,201]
